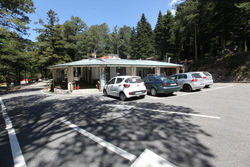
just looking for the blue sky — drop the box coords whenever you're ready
[26,0,179,41]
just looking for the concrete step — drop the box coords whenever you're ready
[71,89,102,95]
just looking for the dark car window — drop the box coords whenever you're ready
[203,72,211,76]
[125,77,143,83]
[155,77,161,82]
[191,73,202,78]
[148,77,154,82]
[170,75,176,80]
[116,78,123,84]
[178,74,187,79]
[108,78,116,84]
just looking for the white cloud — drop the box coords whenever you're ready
[170,0,182,6]
[171,9,176,16]
[170,0,178,6]
[169,0,182,16]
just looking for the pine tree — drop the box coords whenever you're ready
[36,9,71,77]
[0,0,35,33]
[154,11,164,60]
[135,13,154,59]
[130,27,138,59]
[63,16,87,61]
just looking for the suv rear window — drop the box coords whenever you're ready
[125,77,143,83]
[203,72,211,76]
[191,73,202,78]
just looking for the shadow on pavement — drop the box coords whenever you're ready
[1,94,215,167]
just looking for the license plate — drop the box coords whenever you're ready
[170,83,176,86]
[135,91,143,95]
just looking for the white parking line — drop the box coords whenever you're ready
[105,104,221,119]
[147,85,234,99]
[60,118,137,161]
[0,97,27,167]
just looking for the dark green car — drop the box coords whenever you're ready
[143,75,181,96]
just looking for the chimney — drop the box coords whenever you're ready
[168,57,171,63]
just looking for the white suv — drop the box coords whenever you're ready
[103,76,147,101]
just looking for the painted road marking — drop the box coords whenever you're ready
[59,118,137,161]
[146,85,234,100]
[0,97,27,167]
[131,149,176,167]
[105,104,221,119]
[60,118,177,167]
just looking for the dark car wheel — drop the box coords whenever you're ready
[183,84,192,92]
[103,89,107,96]
[140,95,145,99]
[119,92,127,101]
[167,92,174,96]
[150,88,157,96]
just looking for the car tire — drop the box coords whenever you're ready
[103,89,107,96]
[183,84,192,92]
[140,95,145,99]
[167,92,174,95]
[150,88,157,96]
[119,92,127,101]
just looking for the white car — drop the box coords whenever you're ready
[195,71,214,88]
[103,76,147,101]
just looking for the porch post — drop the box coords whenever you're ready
[52,69,57,82]
[67,67,74,92]
[131,67,136,76]
[176,67,180,74]
[155,67,160,75]
[81,67,84,79]
[99,67,105,90]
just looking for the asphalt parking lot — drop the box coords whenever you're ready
[1,82,250,167]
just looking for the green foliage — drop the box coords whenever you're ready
[109,25,132,59]
[63,16,87,61]
[0,27,38,83]
[131,14,154,59]
[86,23,110,57]
[35,9,71,77]
[175,0,249,65]
[0,0,35,33]
[154,11,176,61]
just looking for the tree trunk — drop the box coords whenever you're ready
[194,24,198,62]
[244,39,248,53]
[221,36,226,50]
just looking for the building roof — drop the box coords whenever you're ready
[49,58,183,69]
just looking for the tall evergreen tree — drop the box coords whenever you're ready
[36,9,71,77]
[154,11,176,61]
[63,16,87,61]
[0,0,35,33]
[135,13,154,59]
[118,25,132,59]
[154,11,164,59]
[130,27,138,59]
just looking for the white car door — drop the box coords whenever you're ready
[112,77,124,97]
[106,78,116,96]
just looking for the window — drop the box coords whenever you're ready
[116,78,124,84]
[148,77,154,82]
[108,78,116,85]
[178,74,187,79]
[203,72,211,76]
[192,73,202,78]
[125,77,143,83]
[170,75,177,80]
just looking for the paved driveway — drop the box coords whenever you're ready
[0,82,250,167]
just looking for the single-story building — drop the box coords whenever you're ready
[48,57,183,92]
